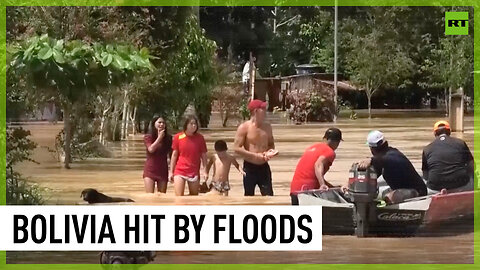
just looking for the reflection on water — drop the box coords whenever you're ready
[8,115,475,264]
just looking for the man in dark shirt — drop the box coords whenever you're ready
[422,121,474,193]
[358,130,427,203]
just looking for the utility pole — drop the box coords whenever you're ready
[249,52,256,100]
[333,1,338,122]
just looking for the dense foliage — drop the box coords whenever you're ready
[6,6,474,166]
[6,127,46,205]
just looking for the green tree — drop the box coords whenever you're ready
[420,35,473,112]
[7,6,183,140]
[9,34,153,168]
[298,8,335,72]
[135,14,217,128]
[262,7,331,76]
[342,10,414,117]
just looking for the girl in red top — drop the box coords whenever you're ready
[143,115,172,193]
[169,115,208,196]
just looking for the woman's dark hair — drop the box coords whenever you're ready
[149,114,169,141]
[183,115,199,134]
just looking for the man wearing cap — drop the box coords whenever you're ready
[234,99,278,196]
[422,121,474,193]
[290,128,343,204]
[358,130,427,203]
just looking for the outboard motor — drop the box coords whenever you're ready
[347,162,378,237]
[100,251,156,268]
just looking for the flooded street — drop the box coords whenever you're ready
[8,113,475,264]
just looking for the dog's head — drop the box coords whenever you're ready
[81,188,99,203]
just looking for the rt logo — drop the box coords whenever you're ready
[445,12,468,35]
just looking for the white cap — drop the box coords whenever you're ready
[367,130,385,147]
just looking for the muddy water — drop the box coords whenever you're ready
[8,115,475,264]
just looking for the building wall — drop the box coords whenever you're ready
[254,79,282,111]
[286,75,335,110]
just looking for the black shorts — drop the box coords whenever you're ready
[243,161,273,196]
[290,194,299,205]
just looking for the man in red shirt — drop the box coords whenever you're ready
[290,128,343,204]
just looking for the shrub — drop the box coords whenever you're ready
[286,90,334,123]
[6,127,46,205]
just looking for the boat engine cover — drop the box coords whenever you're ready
[348,163,378,202]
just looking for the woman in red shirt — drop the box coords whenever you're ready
[169,116,208,196]
[143,115,172,193]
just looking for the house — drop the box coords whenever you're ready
[253,73,358,112]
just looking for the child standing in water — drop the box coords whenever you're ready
[206,140,245,196]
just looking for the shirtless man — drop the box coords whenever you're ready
[206,140,245,196]
[234,99,278,196]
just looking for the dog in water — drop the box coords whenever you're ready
[81,188,134,204]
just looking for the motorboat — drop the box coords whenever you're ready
[292,164,475,237]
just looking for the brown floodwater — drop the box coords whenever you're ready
[8,113,475,264]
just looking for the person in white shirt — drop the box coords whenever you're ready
[242,57,256,97]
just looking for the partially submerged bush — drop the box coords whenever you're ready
[212,83,244,126]
[6,126,46,205]
[7,171,47,205]
[286,89,334,123]
[54,125,113,162]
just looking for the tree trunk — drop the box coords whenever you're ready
[222,108,229,127]
[219,105,225,126]
[444,88,448,116]
[112,117,118,142]
[273,7,277,34]
[112,103,119,142]
[143,121,149,134]
[99,97,112,145]
[124,105,131,139]
[121,89,128,140]
[192,6,200,23]
[367,93,372,119]
[63,104,72,169]
[130,106,137,135]
[99,114,105,145]
[222,115,229,127]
